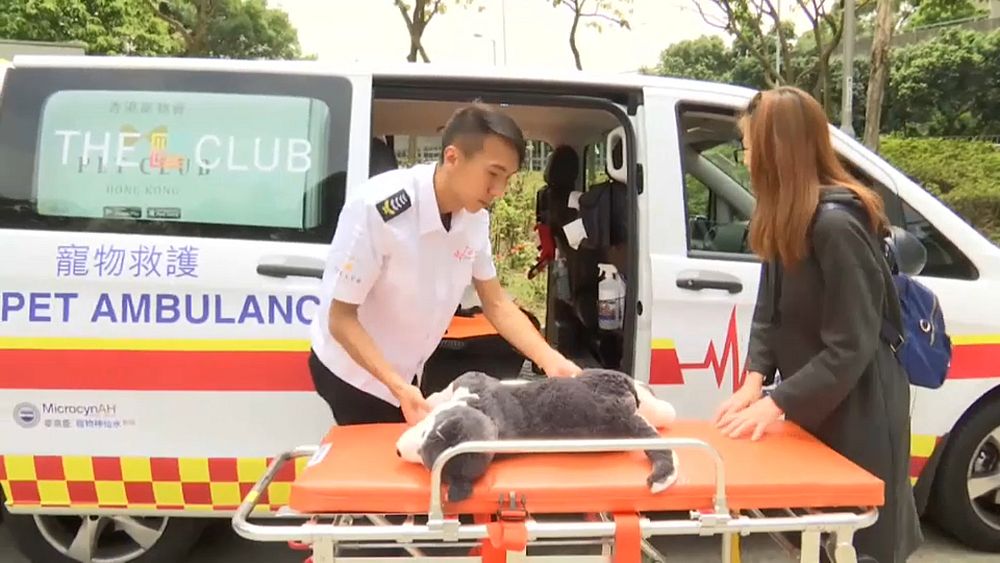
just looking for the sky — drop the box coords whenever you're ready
[270,0,814,74]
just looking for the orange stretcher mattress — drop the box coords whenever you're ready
[288,420,884,516]
[444,313,497,339]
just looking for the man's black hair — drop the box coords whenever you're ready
[440,103,526,168]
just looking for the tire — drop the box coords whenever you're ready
[2,504,208,563]
[929,398,1000,552]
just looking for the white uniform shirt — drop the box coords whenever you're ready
[309,162,497,406]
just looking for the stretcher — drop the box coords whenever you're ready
[232,420,882,563]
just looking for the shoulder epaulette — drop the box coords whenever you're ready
[375,189,412,222]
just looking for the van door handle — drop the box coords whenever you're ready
[676,271,743,294]
[257,256,324,279]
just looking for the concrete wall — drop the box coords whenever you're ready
[0,39,86,61]
[852,16,1000,56]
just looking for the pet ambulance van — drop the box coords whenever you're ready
[1,56,999,562]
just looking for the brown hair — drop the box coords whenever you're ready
[740,86,887,268]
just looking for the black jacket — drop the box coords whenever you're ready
[746,187,923,562]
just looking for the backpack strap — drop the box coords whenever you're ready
[815,201,905,353]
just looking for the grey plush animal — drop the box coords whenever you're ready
[395,368,679,503]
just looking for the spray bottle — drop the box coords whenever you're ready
[597,263,625,331]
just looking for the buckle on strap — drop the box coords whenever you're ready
[485,492,529,552]
[890,335,904,353]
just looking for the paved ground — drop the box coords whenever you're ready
[1,517,995,562]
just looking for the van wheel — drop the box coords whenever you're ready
[2,506,206,563]
[930,399,1000,552]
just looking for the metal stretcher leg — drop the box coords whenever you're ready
[830,527,859,563]
[798,531,821,563]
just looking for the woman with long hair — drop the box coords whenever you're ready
[713,86,923,562]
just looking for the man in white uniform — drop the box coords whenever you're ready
[309,104,582,426]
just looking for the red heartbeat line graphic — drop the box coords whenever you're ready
[677,305,749,392]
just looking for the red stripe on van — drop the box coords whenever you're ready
[0,349,314,391]
[948,343,1000,380]
[649,348,684,385]
[0,343,997,392]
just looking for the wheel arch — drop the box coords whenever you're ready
[915,382,1000,514]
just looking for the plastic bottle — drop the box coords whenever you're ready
[597,263,625,330]
[555,255,571,301]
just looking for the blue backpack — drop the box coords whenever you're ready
[820,202,952,389]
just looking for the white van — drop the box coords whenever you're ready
[1,56,998,562]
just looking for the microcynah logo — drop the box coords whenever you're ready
[41,403,117,417]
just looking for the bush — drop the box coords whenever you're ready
[490,171,548,319]
[879,136,1000,245]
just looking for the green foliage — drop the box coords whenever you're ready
[0,0,304,59]
[490,171,548,319]
[0,0,183,55]
[884,27,1000,137]
[152,0,305,59]
[879,136,1000,245]
[901,0,989,31]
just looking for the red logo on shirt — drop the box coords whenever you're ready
[454,246,475,262]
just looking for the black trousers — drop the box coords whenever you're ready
[308,349,417,426]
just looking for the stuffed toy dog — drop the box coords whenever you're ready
[395,368,679,503]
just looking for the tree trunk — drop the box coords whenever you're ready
[569,12,582,70]
[863,0,894,151]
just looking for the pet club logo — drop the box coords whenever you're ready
[116,124,186,171]
[335,259,363,285]
[454,246,475,263]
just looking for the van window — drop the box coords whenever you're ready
[844,163,979,280]
[0,67,352,243]
[676,106,755,258]
[676,104,980,279]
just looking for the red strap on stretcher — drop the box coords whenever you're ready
[613,512,642,563]
[479,502,529,562]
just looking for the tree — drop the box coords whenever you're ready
[392,0,481,63]
[643,35,768,89]
[862,0,894,150]
[550,0,632,70]
[692,0,875,114]
[646,35,736,83]
[899,0,988,30]
[884,27,1000,137]
[0,0,182,56]
[149,0,305,59]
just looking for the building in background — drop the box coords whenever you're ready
[0,39,86,62]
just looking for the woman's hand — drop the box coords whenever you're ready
[718,396,784,441]
[396,384,431,424]
[712,371,765,427]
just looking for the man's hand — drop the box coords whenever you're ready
[395,384,431,425]
[473,277,581,378]
[717,396,783,441]
[539,351,582,378]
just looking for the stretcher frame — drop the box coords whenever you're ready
[232,436,879,563]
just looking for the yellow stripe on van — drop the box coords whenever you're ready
[911,434,938,458]
[0,337,310,352]
[651,338,676,350]
[951,334,1000,346]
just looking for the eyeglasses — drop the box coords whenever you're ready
[746,91,763,116]
[733,138,747,163]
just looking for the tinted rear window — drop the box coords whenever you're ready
[0,66,352,242]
